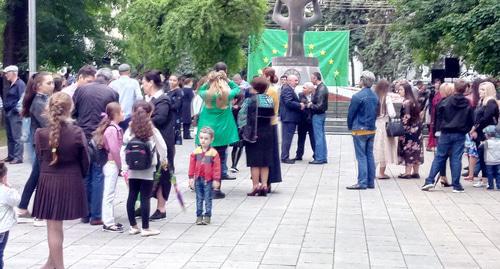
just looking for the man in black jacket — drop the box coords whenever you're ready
[294,82,315,161]
[309,72,329,164]
[422,79,474,192]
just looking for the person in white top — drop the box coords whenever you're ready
[109,64,143,130]
[61,65,96,98]
[373,79,398,179]
[0,162,21,268]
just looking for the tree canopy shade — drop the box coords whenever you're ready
[392,0,500,76]
[118,0,268,74]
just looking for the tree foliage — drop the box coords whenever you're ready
[118,0,267,74]
[392,0,500,75]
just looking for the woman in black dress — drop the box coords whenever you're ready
[33,92,89,269]
[166,75,184,145]
[238,77,275,196]
[181,78,195,139]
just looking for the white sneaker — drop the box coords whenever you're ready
[33,218,46,227]
[421,184,435,191]
[141,228,160,237]
[473,182,485,188]
[129,227,141,235]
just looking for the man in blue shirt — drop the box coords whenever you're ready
[346,70,379,190]
[109,64,143,130]
[2,65,25,164]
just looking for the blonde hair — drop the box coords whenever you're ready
[479,82,497,105]
[204,71,230,109]
[48,92,73,166]
[199,126,215,139]
[439,83,455,98]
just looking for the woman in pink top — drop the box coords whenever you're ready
[92,102,124,232]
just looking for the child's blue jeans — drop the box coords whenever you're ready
[486,164,500,189]
[0,231,10,269]
[195,177,213,217]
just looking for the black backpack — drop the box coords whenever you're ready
[89,125,119,166]
[125,137,154,170]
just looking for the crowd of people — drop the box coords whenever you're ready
[0,61,499,268]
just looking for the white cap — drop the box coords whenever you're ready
[3,65,18,73]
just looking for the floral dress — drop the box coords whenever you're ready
[398,100,424,165]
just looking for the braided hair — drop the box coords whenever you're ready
[48,92,73,166]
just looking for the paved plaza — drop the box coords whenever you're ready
[3,135,500,268]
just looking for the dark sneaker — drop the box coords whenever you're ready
[102,224,124,233]
[149,210,166,221]
[2,157,13,162]
[309,160,326,165]
[281,159,295,164]
[196,217,204,225]
[203,216,211,225]
[9,159,23,164]
[221,174,236,180]
[292,157,303,161]
[453,186,465,193]
[81,217,90,224]
[213,190,226,199]
[346,184,367,190]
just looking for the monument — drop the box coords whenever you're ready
[271,0,322,84]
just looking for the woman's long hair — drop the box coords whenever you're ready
[469,78,483,108]
[374,79,390,116]
[22,72,52,118]
[262,67,278,84]
[401,83,421,123]
[205,71,230,109]
[92,102,122,148]
[130,101,154,141]
[48,92,73,166]
[479,82,497,105]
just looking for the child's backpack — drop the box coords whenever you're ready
[125,137,154,170]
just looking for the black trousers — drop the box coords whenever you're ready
[296,121,315,159]
[19,157,40,209]
[127,178,153,229]
[281,122,297,160]
[183,123,191,139]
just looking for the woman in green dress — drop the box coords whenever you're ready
[196,66,240,199]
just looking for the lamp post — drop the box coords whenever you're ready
[28,0,36,76]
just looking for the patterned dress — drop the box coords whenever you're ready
[398,100,424,165]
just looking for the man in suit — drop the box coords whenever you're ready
[279,75,305,164]
[294,82,315,161]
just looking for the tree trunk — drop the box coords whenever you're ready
[2,0,28,66]
[350,56,355,87]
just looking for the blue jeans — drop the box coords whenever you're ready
[0,231,9,269]
[353,134,375,188]
[195,178,213,217]
[486,164,500,189]
[84,162,104,220]
[312,113,327,162]
[5,110,23,161]
[425,133,466,189]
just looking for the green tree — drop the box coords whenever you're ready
[118,0,267,74]
[392,0,500,75]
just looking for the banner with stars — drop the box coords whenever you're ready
[248,29,349,86]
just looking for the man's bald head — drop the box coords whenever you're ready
[287,75,299,88]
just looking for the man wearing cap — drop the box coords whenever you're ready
[109,64,143,130]
[3,65,25,164]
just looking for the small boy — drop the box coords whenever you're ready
[484,125,500,190]
[188,127,221,225]
[0,162,20,267]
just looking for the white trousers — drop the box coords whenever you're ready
[102,161,119,227]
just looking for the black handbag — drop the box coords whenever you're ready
[386,117,405,137]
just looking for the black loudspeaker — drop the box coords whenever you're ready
[445,58,460,78]
[431,69,445,83]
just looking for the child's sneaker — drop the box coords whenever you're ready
[196,217,204,225]
[141,228,160,237]
[129,227,141,235]
[33,218,46,227]
[203,216,211,225]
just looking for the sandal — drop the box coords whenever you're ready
[377,175,390,179]
[398,174,412,179]
[103,224,124,233]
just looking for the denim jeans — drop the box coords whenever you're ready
[312,113,327,162]
[424,133,466,189]
[195,178,213,217]
[5,110,23,161]
[0,231,9,269]
[22,118,35,163]
[84,162,104,220]
[486,164,500,189]
[214,146,228,177]
[352,134,375,188]
[19,157,40,209]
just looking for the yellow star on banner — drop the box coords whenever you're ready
[320,50,326,56]
[328,59,334,65]
[334,70,340,77]
[272,49,278,54]
[263,57,269,63]
[283,43,288,49]
[308,44,315,50]
[308,52,314,57]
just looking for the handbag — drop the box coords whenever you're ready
[386,117,405,137]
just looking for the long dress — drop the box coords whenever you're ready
[195,81,240,147]
[32,123,89,220]
[398,100,424,165]
[266,86,282,183]
[427,92,442,149]
[374,97,398,167]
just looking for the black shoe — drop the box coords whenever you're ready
[292,157,303,161]
[464,166,469,171]
[2,157,13,162]
[309,160,326,165]
[149,210,166,221]
[221,174,236,180]
[81,217,90,224]
[213,190,226,199]
[410,173,420,179]
[281,159,295,164]
[462,171,469,177]
[184,136,193,140]
[346,184,367,190]
[9,159,23,164]
[367,186,375,189]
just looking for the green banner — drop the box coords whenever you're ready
[248,29,349,86]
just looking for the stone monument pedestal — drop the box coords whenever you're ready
[272,57,321,85]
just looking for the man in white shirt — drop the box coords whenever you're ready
[109,64,143,130]
[62,65,96,98]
